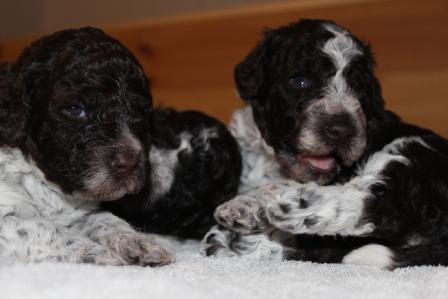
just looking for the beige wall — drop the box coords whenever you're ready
[0,0,44,39]
[0,0,283,40]
[1,0,447,136]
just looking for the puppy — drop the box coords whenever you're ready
[103,108,242,239]
[202,19,448,269]
[0,27,172,266]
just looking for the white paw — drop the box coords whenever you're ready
[266,186,332,234]
[201,226,284,261]
[214,195,269,234]
[200,226,238,257]
[342,244,395,269]
[100,232,174,266]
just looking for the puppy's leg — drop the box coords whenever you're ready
[0,215,103,264]
[70,211,173,266]
[0,211,172,266]
[266,137,426,237]
[266,181,374,236]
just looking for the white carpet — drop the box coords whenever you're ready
[1,240,447,299]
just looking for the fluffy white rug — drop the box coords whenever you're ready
[1,240,446,299]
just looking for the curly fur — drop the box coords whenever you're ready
[202,19,448,269]
[0,27,172,265]
[103,109,242,239]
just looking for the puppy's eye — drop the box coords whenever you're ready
[61,105,87,120]
[289,77,313,90]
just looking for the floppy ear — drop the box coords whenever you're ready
[234,32,280,102]
[356,42,386,119]
[0,63,28,146]
[365,47,386,118]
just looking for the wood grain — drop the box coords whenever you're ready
[1,0,447,135]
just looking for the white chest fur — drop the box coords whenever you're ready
[229,107,284,193]
[0,147,94,224]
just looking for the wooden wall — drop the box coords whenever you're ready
[1,0,447,136]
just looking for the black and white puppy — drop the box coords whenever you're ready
[202,19,448,269]
[103,108,242,239]
[0,27,172,265]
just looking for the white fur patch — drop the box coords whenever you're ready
[322,23,362,104]
[199,127,219,151]
[229,107,283,193]
[354,137,427,187]
[149,133,192,199]
[342,244,395,269]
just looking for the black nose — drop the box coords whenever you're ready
[324,114,355,142]
[111,146,141,177]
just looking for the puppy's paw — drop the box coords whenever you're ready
[200,225,284,261]
[214,195,269,234]
[266,185,330,234]
[129,241,174,267]
[101,232,174,267]
[200,226,237,257]
[238,233,285,261]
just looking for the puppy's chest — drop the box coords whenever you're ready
[229,107,284,193]
[0,148,92,221]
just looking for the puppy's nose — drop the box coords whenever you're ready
[324,114,355,142]
[326,125,352,140]
[111,147,140,177]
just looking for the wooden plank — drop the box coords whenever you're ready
[1,0,447,136]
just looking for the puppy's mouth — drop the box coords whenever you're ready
[84,174,146,202]
[277,151,339,185]
[297,154,336,174]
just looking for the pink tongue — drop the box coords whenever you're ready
[302,155,335,171]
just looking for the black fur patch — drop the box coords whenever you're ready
[103,110,242,239]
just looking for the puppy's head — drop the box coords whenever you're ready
[0,27,152,200]
[235,19,385,184]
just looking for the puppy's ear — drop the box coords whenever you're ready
[0,63,28,146]
[361,44,386,118]
[234,31,280,102]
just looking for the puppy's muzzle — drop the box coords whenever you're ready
[111,144,142,178]
[322,113,355,145]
